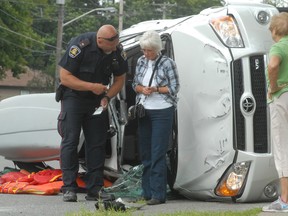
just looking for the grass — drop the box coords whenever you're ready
[154,208,261,216]
[66,208,262,216]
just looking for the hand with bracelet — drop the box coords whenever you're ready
[139,85,166,95]
[155,86,168,94]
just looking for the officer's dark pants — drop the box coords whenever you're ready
[57,94,108,194]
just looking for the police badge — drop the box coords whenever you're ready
[69,45,81,58]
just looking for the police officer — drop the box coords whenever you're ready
[57,25,128,202]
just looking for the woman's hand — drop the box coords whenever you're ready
[137,85,158,95]
[268,84,287,99]
[142,86,153,95]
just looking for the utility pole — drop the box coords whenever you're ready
[152,2,177,19]
[118,0,124,32]
[55,0,65,90]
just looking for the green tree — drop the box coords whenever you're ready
[121,0,222,30]
[172,0,222,17]
[0,0,48,79]
[263,0,288,6]
[28,0,58,87]
[53,0,118,49]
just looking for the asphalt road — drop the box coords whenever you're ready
[0,157,280,216]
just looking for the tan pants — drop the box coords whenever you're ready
[270,92,288,178]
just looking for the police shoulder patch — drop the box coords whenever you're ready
[69,45,81,58]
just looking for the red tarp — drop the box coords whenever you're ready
[0,169,112,195]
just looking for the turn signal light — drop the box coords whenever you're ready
[215,161,251,197]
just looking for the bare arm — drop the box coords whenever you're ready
[268,55,281,92]
[60,67,107,95]
[105,74,126,98]
[100,73,126,109]
[267,55,287,99]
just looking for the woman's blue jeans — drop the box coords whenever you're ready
[138,106,174,201]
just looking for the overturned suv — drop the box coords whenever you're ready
[0,1,280,202]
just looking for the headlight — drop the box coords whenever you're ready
[215,161,251,197]
[255,10,270,25]
[210,15,244,48]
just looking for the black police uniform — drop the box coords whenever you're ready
[57,32,128,195]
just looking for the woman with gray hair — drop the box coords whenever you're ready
[262,12,288,212]
[132,30,180,205]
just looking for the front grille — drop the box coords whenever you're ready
[250,55,268,153]
[233,59,245,151]
[232,55,268,153]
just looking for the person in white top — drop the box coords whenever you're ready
[132,30,180,205]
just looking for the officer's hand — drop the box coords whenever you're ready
[91,83,108,95]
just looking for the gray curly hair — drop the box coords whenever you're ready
[139,30,162,53]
